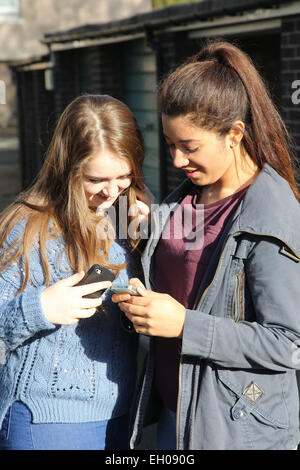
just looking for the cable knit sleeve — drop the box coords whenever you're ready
[0,278,56,351]
[0,222,56,351]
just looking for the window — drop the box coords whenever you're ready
[0,0,19,23]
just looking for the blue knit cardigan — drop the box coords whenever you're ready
[0,220,139,426]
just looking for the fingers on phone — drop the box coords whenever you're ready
[77,281,112,297]
[77,297,103,309]
[129,278,144,287]
[129,278,146,294]
[72,307,98,320]
[111,293,131,303]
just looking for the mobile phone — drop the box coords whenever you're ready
[76,264,116,298]
[110,285,140,296]
[120,312,136,333]
[110,284,140,333]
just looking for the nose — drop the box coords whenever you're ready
[172,148,190,169]
[102,181,119,198]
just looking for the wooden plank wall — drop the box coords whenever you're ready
[122,38,160,201]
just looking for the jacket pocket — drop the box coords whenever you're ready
[232,268,245,322]
[217,369,289,430]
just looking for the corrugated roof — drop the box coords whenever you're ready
[42,0,288,44]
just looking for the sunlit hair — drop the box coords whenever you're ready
[0,94,145,292]
[158,39,300,201]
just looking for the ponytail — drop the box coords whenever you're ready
[158,39,300,201]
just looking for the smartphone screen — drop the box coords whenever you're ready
[110,285,139,296]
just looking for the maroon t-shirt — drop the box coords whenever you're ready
[154,185,248,412]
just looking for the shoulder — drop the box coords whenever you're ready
[237,165,300,257]
[3,217,62,250]
[1,217,67,287]
[4,218,28,246]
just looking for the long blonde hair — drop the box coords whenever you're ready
[0,94,146,292]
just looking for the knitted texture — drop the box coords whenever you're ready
[0,221,138,425]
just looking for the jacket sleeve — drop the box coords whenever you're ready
[0,270,56,352]
[181,238,300,371]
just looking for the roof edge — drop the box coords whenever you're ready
[42,0,287,44]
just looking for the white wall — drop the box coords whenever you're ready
[0,0,152,60]
[0,0,152,127]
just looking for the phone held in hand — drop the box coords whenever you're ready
[110,285,139,296]
[110,284,140,333]
[75,264,116,298]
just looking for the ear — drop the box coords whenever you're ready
[228,121,245,148]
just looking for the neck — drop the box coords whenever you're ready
[199,152,259,205]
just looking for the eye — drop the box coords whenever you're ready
[88,178,102,184]
[166,143,176,154]
[119,173,132,180]
[184,147,199,154]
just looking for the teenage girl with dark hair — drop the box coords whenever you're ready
[112,40,300,450]
[0,94,151,450]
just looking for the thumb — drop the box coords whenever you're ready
[129,277,146,296]
[56,271,85,287]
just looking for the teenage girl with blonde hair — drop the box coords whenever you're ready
[0,94,150,450]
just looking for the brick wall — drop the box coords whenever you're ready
[281,16,300,164]
[95,45,123,99]
[158,31,200,197]
[53,50,78,117]
[75,45,123,99]
[16,68,55,189]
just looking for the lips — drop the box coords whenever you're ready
[185,169,199,177]
[98,193,114,201]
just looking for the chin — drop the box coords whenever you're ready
[189,175,206,186]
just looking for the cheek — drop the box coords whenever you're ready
[83,182,101,196]
[201,143,228,167]
[119,178,132,190]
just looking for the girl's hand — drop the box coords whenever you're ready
[111,278,186,337]
[40,271,112,325]
[134,186,155,222]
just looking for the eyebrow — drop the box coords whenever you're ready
[84,172,132,180]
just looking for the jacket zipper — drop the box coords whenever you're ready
[175,232,234,449]
[175,360,182,449]
[232,268,245,322]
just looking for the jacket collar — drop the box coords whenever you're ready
[235,164,300,256]
[161,163,300,257]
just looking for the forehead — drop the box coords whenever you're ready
[162,114,217,141]
[84,148,132,178]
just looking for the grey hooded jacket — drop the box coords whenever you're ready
[130,164,300,450]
